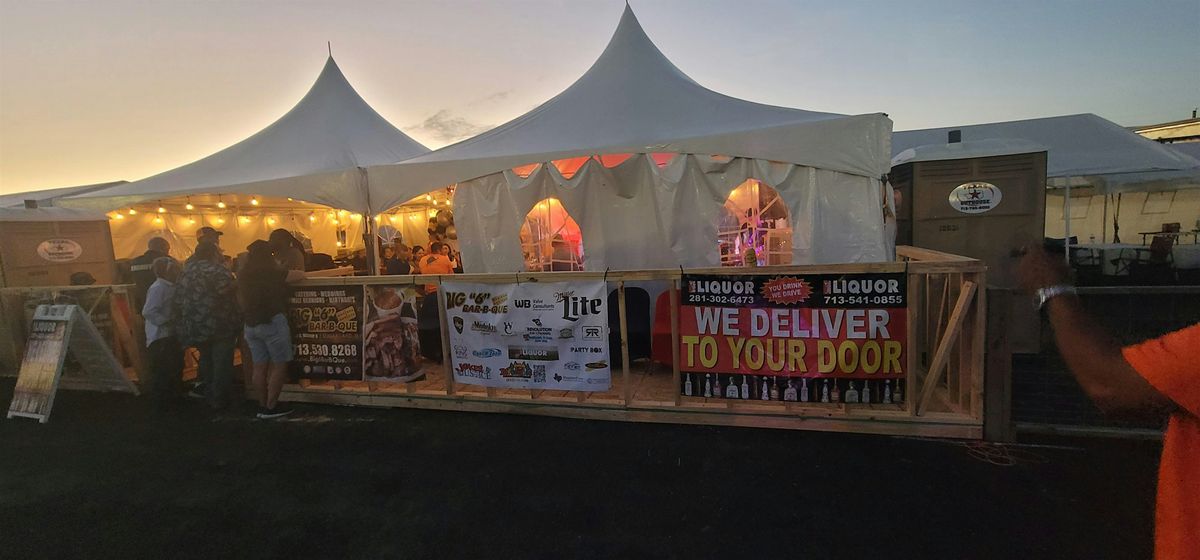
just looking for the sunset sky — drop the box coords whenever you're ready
[1,0,1197,195]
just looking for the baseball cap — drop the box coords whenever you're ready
[197,226,224,239]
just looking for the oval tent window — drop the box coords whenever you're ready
[948,182,1002,214]
[36,239,83,262]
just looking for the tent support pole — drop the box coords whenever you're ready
[1101,193,1108,246]
[361,167,378,276]
[1063,177,1072,265]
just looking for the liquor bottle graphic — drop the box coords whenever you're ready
[783,379,797,402]
[831,380,841,403]
[713,375,722,398]
[759,376,770,400]
[820,380,829,403]
[844,381,859,403]
[862,381,871,404]
[894,380,904,403]
[883,380,892,404]
[684,374,693,397]
[725,377,741,399]
[800,378,809,402]
[703,374,712,398]
[769,377,779,401]
[740,375,750,399]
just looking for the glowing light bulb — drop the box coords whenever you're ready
[351,213,362,220]
[188,217,196,225]
[338,210,348,217]
[215,217,225,225]
[425,194,432,201]
[239,216,251,224]
[287,197,294,201]
[153,216,163,224]
[309,213,317,222]
[432,200,438,206]
[157,206,166,214]
[250,197,260,206]
[217,200,226,209]
[335,241,343,248]
[114,213,124,220]
[267,217,276,226]
[331,218,339,225]
[128,208,137,215]
[185,202,195,211]
[389,215,398,223]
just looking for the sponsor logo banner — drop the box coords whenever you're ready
[443,280,611,391]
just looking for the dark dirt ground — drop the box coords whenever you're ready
[0,381,1161,560]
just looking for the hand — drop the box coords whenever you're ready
[1017,245,1070,294]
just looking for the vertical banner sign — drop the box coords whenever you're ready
[289,286,365,381]
[363,285,423,382]
[443,280,611,391]
[7,306,72,423]
[679,273,907,404]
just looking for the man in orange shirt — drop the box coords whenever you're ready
[1019,246,1198,559]
[418,241,456,294]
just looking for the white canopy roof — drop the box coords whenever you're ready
[891,114,1200,193]
[0,181,126,209]
[63,57,429,212]
[366,5,891,212]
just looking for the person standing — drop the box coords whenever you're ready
[238,240,307,419]
[174,241,241,410]
[384,243,411,275]
[142,257,183,412]
[1019,246,1198,559]
[268,228,307,271]
[418,242,456,293]
[129,237,170,309]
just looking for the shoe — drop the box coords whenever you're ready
[256,406,294,420]
[186,382,207,399]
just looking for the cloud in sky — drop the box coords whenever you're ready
[410,110,493,144]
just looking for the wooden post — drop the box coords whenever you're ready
[970,273,987,419]
[618,281,632,405]
[436,280,454,396]
[670,279,682,406]
[984,287,1014,442]
[907,269,919,415]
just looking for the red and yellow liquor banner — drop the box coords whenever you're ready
[679,273,907,403]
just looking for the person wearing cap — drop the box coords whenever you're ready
[238,240,307,419]
[197,226,223,247]
[174,241,241,410]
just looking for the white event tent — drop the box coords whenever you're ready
[892,113,1200,193]
[61,57,430,257]
[366,5,893,272]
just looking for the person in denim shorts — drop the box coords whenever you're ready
[238,240,307,419]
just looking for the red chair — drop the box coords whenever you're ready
[651,291,674,366]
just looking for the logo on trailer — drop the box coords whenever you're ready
[453,317,464,334]
[36,239,83,263]
[582,326,603,340]
[949,181,1002,214]
[472,348,502,358]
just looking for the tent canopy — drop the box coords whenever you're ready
[891,114,1200,193]
[366,5,891,212]
[63,57,429,212]
[367,5,892,271]
[0,181,127,209]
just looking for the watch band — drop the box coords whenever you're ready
[1036,285,1076,310]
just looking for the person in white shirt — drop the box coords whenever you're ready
[143,257,183,412]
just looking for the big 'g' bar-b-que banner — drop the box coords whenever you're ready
[679,273,907,404]
[443,280,611,391]
[288,286,364,381]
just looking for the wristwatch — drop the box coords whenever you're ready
[1035,284,1076,310]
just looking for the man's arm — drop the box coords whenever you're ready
[1019,246,1175,416]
